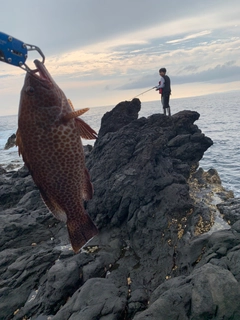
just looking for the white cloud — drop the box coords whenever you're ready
[0,0,240,116]
[166,30,212,44]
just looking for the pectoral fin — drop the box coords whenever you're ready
[64,100,97,139]
[75,118,98,140]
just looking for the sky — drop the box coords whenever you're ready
[0,0,240,116]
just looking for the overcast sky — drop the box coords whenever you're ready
[0,0,240,115]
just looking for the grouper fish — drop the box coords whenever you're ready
[16,59,98,252]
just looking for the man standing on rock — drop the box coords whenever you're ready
[155,67,171,116]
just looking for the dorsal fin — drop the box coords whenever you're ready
[68,99,75,111]
[62,108,89,122]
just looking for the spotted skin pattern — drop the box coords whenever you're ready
[17,60,98,253]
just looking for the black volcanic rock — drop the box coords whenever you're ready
[1,99,240,320]
[4,133,16,150]
[134,263,240,320]
[0,165,6,174]
[98,98,141,138]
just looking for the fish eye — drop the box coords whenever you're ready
[25,86,35,96]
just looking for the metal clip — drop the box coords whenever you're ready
[20,43,45,72]
[0,31,45,72]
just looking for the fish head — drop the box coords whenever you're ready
[19,59,67,120]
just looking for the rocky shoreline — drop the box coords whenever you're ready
[1,99,240,320]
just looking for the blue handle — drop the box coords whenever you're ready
[0,32,28,67]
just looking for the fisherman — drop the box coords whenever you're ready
[155,68,171,116]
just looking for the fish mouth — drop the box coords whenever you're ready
[28,59,54,88]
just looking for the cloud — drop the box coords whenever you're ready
[172,62,240,84]
[181,65,200,72]
[117,62,240,90]
[166,30,212,44]
[0,0,240,116]
[0,74,13,78]
[39,29,239,83]
[1,0,239,56]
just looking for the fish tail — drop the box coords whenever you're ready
[67,213,98,253]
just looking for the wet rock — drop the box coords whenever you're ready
[0,165,7,175]
[217,198,240,224]
[188,167,233,236]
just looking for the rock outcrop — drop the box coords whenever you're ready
[4,133,16,150]
[1,99,239,320]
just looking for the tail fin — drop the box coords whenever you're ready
[67,214,98,253]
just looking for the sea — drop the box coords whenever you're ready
[0,91,239,197]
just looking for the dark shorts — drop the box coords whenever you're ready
[161,94,170,109]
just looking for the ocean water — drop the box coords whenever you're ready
[0,91,239,197]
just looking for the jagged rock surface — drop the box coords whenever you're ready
[0,99,240,320]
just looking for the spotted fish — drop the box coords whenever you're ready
[16,59,98,252]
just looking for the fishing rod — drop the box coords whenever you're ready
[133,86,156,99]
